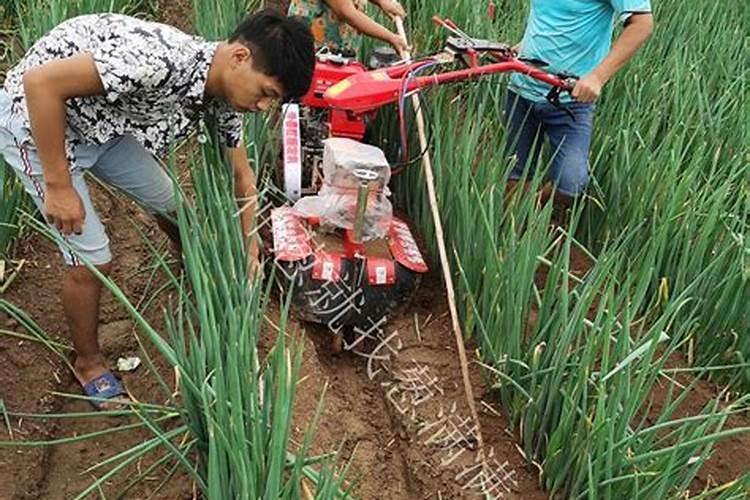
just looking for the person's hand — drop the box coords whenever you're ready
[389,32,410,55]
[380,0,406,19]
[572,73,604,103]
[45,183,85,235]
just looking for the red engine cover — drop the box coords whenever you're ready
[302,58,370,141]
[329,109,367,140]
[302,59,367,108]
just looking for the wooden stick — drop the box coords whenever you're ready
[394,17,484,450]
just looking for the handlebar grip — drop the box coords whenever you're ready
[562,77,578,92]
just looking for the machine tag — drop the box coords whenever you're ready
[282,103,302,201]
[367,258,396,286]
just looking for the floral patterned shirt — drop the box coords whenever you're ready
[2,13,242,166]
[288,0,367,53]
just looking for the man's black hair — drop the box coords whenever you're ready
[229,9,315,100]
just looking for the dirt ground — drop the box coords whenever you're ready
[0,2,747,499]
[0,2,551,491]
[0,175,549,499]
[1,177,747,499]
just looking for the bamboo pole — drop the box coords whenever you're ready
[394,16,484,450]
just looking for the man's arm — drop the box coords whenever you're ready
[225,144,260,275]
[22,53,105,234]
[573,13,654,103]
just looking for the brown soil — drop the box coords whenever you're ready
[156,0,194,33]
[0,182,195,499]
[2,182,747,499]
[650,353,750,494]
[0,175,548,499]
[0,2,553,492]
[284,272,549,499]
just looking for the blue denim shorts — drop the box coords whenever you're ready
[504,90,595,196]
[0,90,175,266]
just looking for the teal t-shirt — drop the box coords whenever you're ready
[510,0,652,102]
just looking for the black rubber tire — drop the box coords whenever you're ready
[276,256,422,330]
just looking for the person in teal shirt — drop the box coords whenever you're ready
[505,0,653,213]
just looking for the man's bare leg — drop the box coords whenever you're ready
[63,263,112,385]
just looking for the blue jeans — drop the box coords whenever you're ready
[504,90,595,197]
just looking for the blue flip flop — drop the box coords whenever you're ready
[82,372,129,410]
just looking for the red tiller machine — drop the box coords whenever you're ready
[270,17,576,339]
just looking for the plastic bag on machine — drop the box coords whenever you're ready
[293,138,393,240]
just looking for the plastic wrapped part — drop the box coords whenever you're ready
[293,138,393,241]
[293,189,393,241]
[322,138,391,189]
